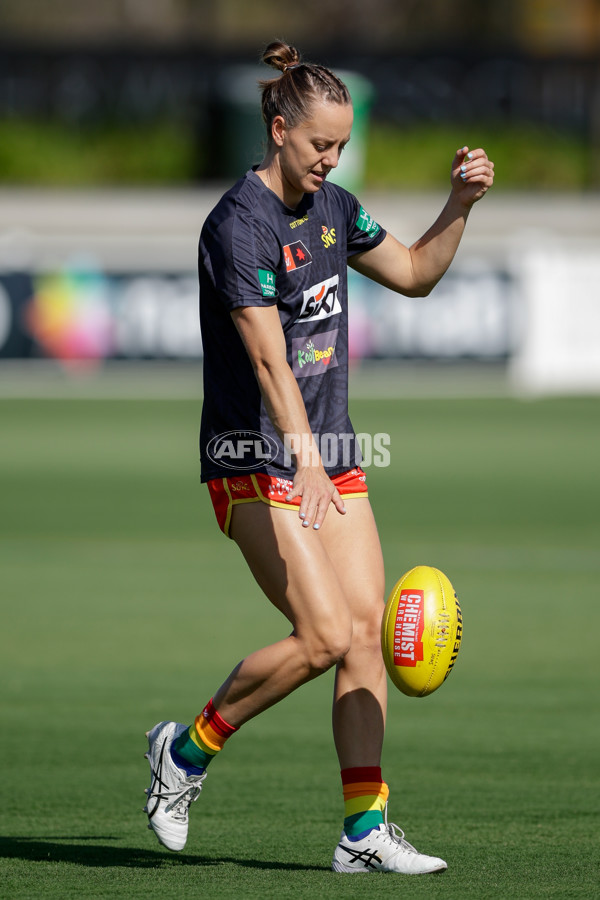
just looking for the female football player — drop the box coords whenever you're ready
[144,40,494,874]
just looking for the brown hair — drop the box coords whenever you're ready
[259,40,351,140]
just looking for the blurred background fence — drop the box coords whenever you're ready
[1,0,600,395]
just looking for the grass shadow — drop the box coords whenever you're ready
[0,836,329,872]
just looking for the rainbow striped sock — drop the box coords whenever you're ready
[341,766,389,837]
[172,699,237,772]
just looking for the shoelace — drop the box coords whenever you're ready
[381,803,418,855]
[149,772,206,821]
[167,780,205,821]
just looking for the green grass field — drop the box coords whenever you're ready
[1,395,599,899]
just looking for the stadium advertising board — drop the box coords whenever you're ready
[0,263,516,366]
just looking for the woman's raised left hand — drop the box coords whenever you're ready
[451,146,494,205]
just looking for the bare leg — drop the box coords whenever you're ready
[319,499,387,769]
[212,498,387,773]
[212,501,353,726]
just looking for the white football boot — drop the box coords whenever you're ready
[143,721,206,851]
[332,806,447,875]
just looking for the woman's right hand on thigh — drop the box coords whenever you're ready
[286,466,346,531]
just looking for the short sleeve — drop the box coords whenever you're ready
[204,212,282,312]
[343,191,387,257]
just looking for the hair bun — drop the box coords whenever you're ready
[261,40,301,73]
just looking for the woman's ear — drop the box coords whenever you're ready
[271,115,286,148]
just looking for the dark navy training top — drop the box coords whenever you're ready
[198,168,386,482]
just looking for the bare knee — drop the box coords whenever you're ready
[301,628,352,675]
[350,598,385,656]
[364,610,385,650]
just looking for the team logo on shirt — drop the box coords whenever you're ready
[292,328,339,378]
[283,241,312,272]
[321,225,336,248]
[295,274,341,323]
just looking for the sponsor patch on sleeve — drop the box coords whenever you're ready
[356,206,381,239]
[258,268,277,298]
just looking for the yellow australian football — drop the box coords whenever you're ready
[381,565,463,697]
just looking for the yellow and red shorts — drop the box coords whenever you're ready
[207,467,368,537]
